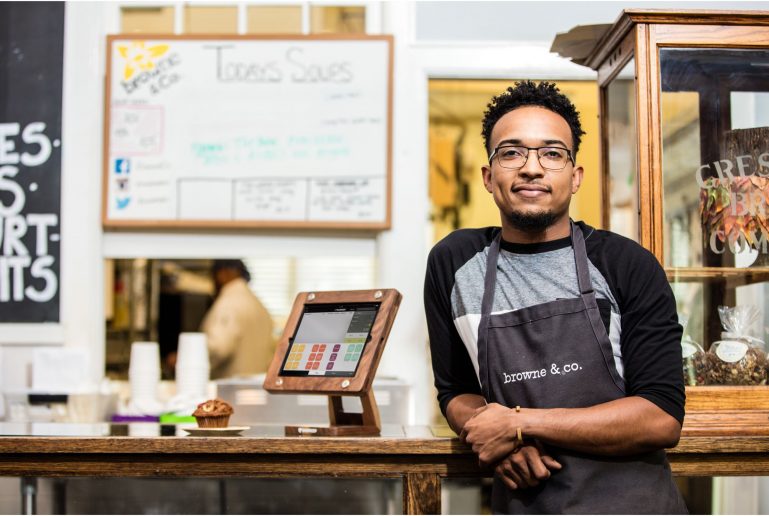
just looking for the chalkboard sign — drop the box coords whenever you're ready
[0,2,64,322]
[103,35,393,230]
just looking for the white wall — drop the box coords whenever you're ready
[415,1,769,42]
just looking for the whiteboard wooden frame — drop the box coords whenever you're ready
[102,34,393,230]
[263,289,401,396]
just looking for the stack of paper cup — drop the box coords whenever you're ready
[128,341,163,415]
[128,422,161,437]
[175,332,210,398]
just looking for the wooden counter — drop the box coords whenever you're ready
[671,410,769,476]
[0,424,474,515]
[1,418,769,514]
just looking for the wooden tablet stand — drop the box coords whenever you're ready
[264,289,401,438]
[284,390,381,437]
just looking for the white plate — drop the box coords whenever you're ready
[183,426,250,437]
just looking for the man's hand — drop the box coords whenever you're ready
[460,402,520,466]
[494,441,562,490]
[449,393,680,463]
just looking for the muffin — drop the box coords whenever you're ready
[192,399,234,428]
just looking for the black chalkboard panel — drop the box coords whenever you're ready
[0,2,64,322]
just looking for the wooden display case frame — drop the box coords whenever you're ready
[582,9,769,411]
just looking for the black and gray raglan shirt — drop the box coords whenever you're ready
[424,221,685,424]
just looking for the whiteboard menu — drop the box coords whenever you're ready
[103,35,392,229]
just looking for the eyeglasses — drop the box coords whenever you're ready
[489,145,573,171]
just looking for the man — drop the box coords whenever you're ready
[423,81,687,513]
[203,259,275,379]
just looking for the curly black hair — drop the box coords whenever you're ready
[481,80,585,159]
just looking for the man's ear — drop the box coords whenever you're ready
[482,165,493,193]
[571,165,584,194]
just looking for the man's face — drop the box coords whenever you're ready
[481,106,583,231]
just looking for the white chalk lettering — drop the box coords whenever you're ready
[0,255,30,301]
[26,214,57,256]
[0,120,59,306]
[0,123,21,165]
[3,215,28,256]
[25,255,57,302]
[0,166,25,216]
[20,122,52,167]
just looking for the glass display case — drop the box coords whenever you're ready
[586,10,769,408]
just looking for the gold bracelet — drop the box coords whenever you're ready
[513,406,523,448]
[514,406,522,443]
[511,426,524,453]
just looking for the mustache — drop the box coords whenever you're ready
[511,181,551,192]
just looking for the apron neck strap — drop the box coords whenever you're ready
[481,231,501,317]
[570,221,594,296]
[481,221,594,317]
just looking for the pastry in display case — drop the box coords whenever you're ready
[680,314,707,386]
[681,336,707,387]
[706,305,767,386]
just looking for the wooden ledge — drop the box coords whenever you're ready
[686,386,769,411]
[682,410,769,437]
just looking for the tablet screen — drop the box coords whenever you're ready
[279,303,380,377]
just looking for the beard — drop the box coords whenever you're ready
[504,208,558,232]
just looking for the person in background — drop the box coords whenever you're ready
[423,81,687,513]
[203,259,275,379]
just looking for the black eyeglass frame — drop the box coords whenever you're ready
[488,145,574,171]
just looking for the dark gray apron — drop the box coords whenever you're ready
[478,222,687,514]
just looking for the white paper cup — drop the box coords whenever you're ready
[176,333,209,368]
[130,379,159,395]
[129,342,160,372]
[129,342,162,408]
[175,333,209,397]
[175,367,209,397]
[129,369,160,388]
[128,422,160,436]
[130,388,159,402]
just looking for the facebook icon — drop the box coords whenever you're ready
[115,158,130,174]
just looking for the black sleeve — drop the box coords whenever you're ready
[424,240,482,417]
[610,241,685,424]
